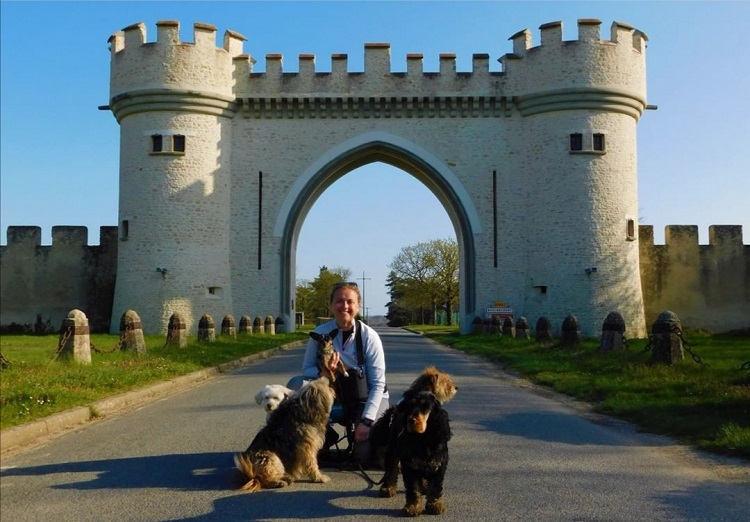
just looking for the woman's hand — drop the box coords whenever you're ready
[354,422,370,442]
[328,350,341,373]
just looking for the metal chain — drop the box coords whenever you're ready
[91,324,132,354]
[672,325,708,367]
[52,326,73,360]
[639,335,652,353]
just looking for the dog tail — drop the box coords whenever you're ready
[234,452,262,492]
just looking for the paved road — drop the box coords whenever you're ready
[1,328,748,521]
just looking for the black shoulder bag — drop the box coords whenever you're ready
[334,320,369,422]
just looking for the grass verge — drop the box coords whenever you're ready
[409,324,750,461]
[0,331,308,430]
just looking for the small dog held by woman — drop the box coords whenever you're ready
[310,329,348,382]
[234,377,336,492]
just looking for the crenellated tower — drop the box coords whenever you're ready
[108,21,248,333]
[495,20,650,336]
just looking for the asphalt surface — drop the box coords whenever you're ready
[0,327,748,521]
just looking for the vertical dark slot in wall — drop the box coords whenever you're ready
[493,170,498,268]
[258,171,263,270]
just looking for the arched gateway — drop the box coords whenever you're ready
[107,19,649,337]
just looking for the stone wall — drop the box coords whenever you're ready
[1,223,747,334]
[0,226,118,332]
[639,225,749,333]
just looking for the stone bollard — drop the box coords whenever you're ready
[535,317,553,343]
[650,310,684,365]
[265,315,276,335]
[253,316,264,334]
[472,316,483,335]
[490,316,502,335]
[600,311,626,351]
[560,314,581,347]
[198,313,216,342]
[239,315,253,335]
[58,309,91,364]
[221,315,237,338]
[502,317,515,337]
[515,317,531,339]
[275,316,285,334]
[167,312,187,348]
[120,309,146,354]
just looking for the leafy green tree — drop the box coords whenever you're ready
[388,238,459,325]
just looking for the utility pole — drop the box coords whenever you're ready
[357,271,371,322]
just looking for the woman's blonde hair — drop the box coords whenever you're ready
[329,281,361,303]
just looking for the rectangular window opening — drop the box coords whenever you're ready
[173,134,185,152]
[120,219,129,240]
[151,134,163,152]
[207,286,223,298]
[626,218,636,241]
[593,133,606,151]
[569,133,583,151]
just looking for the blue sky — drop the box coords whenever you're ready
[1,1,749,317]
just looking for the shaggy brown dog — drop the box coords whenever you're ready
[390,390,452,516]
[234,377,336,492]
[371,366,457,499]
[310,329,348,382]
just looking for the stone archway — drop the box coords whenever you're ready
[275,131,480,333]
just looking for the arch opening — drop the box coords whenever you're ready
[276,135,480,333]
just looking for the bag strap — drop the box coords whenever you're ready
[355,319,365,366]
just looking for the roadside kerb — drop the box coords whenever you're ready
[0,340,306,457]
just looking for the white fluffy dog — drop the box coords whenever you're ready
[255,384,295,419]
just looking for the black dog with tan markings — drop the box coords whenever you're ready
[384,389,452,516]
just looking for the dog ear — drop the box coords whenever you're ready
[283,387,295,399]
[309,331,321,341]
[254,388,267,405]
[328,328,338,339]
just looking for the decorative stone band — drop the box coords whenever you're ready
[109,88,238,122]
[62,322,90,335]
[515,87,646,120]
[238,95,513,119]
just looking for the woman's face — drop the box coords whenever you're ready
[330,286,360,329]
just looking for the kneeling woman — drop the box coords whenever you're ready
[290,281,389,462]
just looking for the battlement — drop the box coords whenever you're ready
[639,225,746,248]
[108,21,249,121]
[506,19,646,58]
[2,226,118,248]
[106,19,649,120]
[502,19,648,119]
[231,18,648,119]
[108,20,246,60]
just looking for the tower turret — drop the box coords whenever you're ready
[501,19,648,337]
[108,21,248,333]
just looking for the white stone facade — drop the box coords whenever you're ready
[108,19,649,337]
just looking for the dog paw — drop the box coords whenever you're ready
[403,502,423,517]
[425,498,446,515]
[313,473,331,483]
[379,484,397,498]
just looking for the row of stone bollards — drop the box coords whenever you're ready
[56,309,284,364]
[472,309,688,365]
